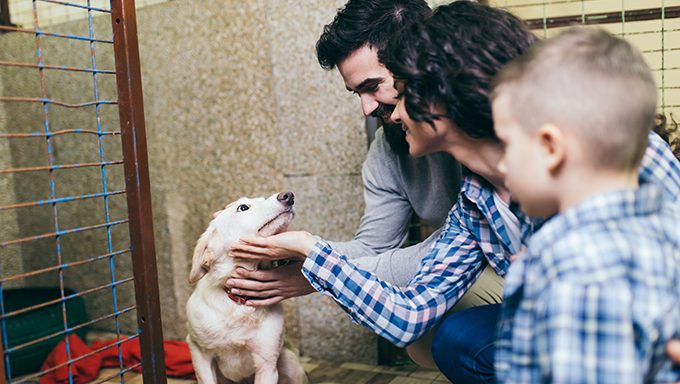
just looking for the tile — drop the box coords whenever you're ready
[366,373,400,384]
[387,377,434,384]
[408,368,441,380]
[340,362,381,373]
[371,365,418,376]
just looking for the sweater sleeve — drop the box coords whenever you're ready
[328,129,413,258]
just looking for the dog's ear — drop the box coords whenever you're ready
[189,227,216,284]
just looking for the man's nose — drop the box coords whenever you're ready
[360,94,378,117]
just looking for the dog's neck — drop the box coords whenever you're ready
[201,261,248,287]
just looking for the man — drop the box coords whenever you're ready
[226,0,503,369]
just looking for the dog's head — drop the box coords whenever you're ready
[189,191,295,284]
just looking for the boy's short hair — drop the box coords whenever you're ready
[492,26,657,172]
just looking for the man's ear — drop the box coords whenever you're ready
[189,227,216,284]
[537,124,566,174]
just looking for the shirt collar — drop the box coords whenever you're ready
[460,172,540,254]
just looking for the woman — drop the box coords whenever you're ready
[229,2,680,383]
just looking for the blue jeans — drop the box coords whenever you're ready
[432,304,501,384]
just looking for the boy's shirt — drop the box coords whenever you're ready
[301,132,679,347]
[495,184,680,384]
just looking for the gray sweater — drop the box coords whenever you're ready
[328,128,461,286]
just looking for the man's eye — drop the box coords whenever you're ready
[237,204,250,212]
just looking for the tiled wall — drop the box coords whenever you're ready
[7,0,169,28]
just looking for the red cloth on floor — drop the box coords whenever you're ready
[39,335,194,384]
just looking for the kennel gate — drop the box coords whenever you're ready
[0,1,166,383]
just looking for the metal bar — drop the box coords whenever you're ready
[38,0,110,13]
[0,160,123,175]
[0,96,117,108]
[0,287,8,381]
[0,339,5,384]
[11,334,140,384]
[5,306,135,353]
[0,60,115,74]
[0,219,128,247]
[0,24,113,43]
[0,0,12,27]
[524,6,680,30]
[28,0,78,378]
[111,1,167,382]
[0,277,133,320]
[0,128,120,138]
[87,0,126,368]
[0,249,130,284]
[0,190,126,211]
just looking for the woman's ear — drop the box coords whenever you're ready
[537,124,566,174]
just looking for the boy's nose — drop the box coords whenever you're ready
[497,158,507,175]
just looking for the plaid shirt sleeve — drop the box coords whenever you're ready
[536,280,641,383]
[301,199,488,347]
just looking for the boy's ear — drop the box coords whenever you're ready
[537,124,566,174]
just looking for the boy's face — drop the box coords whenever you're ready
[493,93,558,217]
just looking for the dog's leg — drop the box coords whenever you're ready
[249,317,284,384]
[187,336,218,384]
[251,353,279,384]
[276,348,308,384]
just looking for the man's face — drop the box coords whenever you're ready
[337,45,399,123]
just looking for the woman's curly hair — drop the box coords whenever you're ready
[379,1,537,140]
[654,113,680,159]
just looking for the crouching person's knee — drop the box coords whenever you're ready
[431,304,501,384]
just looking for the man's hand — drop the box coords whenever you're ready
[225,261,315,307]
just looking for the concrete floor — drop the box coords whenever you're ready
[96,357,450,384]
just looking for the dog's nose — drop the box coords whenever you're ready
[277,191,295,206]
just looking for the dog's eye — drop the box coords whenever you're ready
[237,204,250,212]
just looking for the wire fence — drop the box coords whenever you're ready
[0,0,165,382]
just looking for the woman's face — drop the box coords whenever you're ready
[389,81,447,157]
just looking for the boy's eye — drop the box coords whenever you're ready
[237,204,250,212]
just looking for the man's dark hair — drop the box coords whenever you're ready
[316,0,431,70]
[379,1,537,140]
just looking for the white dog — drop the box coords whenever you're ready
[186,192,307,384]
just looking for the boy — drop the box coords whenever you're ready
[491,27,680,383]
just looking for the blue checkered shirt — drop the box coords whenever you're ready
[301,132,680,347]
[495,184,680,384]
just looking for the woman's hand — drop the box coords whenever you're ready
[228,230,317,262]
